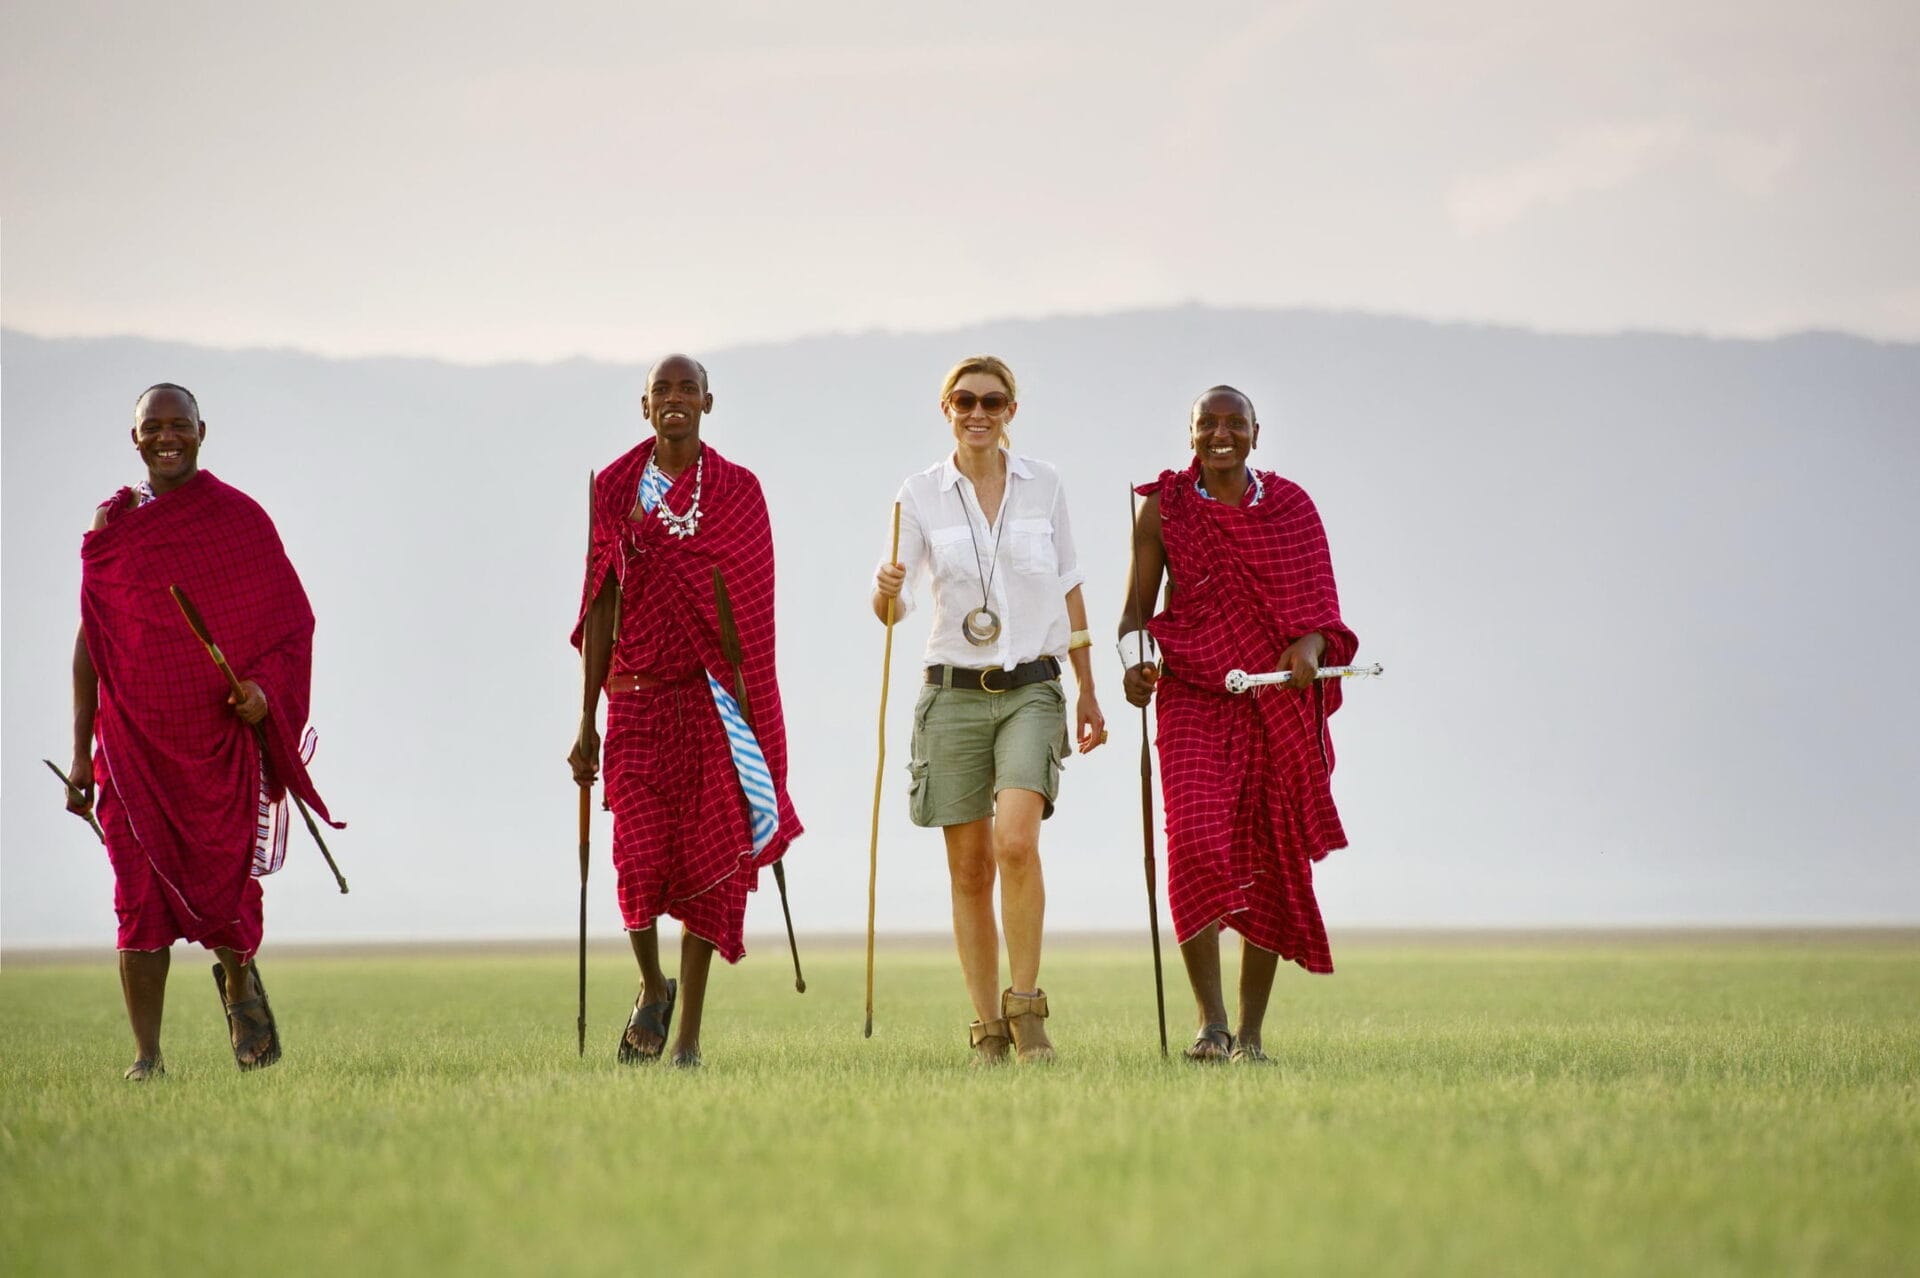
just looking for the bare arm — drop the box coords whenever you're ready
[1120,493,1166,708]
[569,573,618,785]
[68,625,98,812]
[67,506,110,810]
[1063,585,1105,753]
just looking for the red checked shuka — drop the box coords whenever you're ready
[81,472,341,959]
[572,442,802,962]
[1141,462,1357,973]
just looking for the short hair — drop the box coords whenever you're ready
[940,354,1018,447]
[1192,384,1256,420]
[135,382,201,421]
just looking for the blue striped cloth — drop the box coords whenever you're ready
[639,461,781,854]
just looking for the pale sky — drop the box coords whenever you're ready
[4,1,1917,362]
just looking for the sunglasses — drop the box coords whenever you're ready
[947,391,1012,416]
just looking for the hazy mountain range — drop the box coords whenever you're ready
[4,307,1916,950]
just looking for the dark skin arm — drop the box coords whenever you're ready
[69,625,98,815]
[1120,493,1167,709]
[568,573,618,785]
[66,507,110,815]
[1117,490,1324,708]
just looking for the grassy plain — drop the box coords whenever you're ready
[2,934,1916,1276]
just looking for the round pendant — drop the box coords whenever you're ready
[962,607,1002,646]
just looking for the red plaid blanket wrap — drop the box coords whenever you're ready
[81,472,339,953]
[572,442,801,961]
[1143,463,1357,972]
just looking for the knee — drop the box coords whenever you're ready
[993,830,1040,877]
[949,851,996,899]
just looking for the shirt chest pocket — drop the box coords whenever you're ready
[1009,517,1057,576]
[927,525,977,580]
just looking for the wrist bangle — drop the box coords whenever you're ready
[1117,630,1154,668]
[1068,629,1091,651]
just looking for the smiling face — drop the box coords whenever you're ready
[944,369,1017,457]
[1190,388,1258,477]
[130,386,206,491]
[641,355,712,445]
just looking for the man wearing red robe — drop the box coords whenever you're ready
[570,354,803,1068]
[1120,386,1358,1063]
[66,383,341,1079]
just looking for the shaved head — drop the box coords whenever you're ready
[135,382,201,422]
[647,353,708,390]
[1192,384,1255,421]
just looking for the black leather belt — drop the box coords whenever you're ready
[925,656,1060,694]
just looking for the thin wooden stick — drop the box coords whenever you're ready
[578,470,594,1056]
[864,502,902,1039]
[712,567,805,993]
[43,758,107,845]
[1128,486,1169,1058]
[168,585,348,894]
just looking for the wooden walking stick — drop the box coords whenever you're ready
[1128,486,1170,1058]
[167,585,348,894]
[577,469,594,1057]
[711,567,806,993]
[864,502,902,1038]
[43,758,107,845]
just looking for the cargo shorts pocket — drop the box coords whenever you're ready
[907,759,934,826]
[906,685,938,827]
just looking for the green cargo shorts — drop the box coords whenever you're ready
[906,677,1072,828]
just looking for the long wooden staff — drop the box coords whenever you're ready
[43,758,107,845]
[167,585,348,894]
[864,502,902,1038]
[711,567,806,993]
[1128,486,1169,1058]
[577,469,595,1057]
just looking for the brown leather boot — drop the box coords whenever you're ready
[969,1017,1012,1067]
[1002,988,1055,1064]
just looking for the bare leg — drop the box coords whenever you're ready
[623,926,673,1056]
[992,789,1047,994]
[1236,938,1281,1054]
[119,948,168,1075]
[212,946,273,1067]
[670,930,716,1065]
[943,818,1000,1023]
[1178,924,1231,1057]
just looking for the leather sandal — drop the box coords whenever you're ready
[618,978,677,1065]
[968,1017,1012,1066]
[1230,1042,1275,1066]
[212,961,282,1071]
[1184,1023,1233,1063]
[1002,988,1056,1064]
[123,1057,165,1082]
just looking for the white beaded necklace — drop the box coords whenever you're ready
[649,453,704,538]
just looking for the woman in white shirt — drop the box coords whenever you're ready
[872,354,1107,1065]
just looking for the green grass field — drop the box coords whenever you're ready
[3,935,1916,1276]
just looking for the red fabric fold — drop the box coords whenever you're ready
[573,440,802,871]
[1141,462,1356,972]
[80,471,339,946]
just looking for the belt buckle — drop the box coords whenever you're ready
[979,667,1011,695]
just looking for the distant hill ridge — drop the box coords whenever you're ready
[5,308,1916,946]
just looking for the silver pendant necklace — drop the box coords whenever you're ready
[959,479,1006,646]
[653,453,704,538]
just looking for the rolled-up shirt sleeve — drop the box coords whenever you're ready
[1051,480,1086,595]
[877,483,925,621]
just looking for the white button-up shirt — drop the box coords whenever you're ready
[882,451,1086,671]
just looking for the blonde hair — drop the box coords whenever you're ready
[940,354,1016,448]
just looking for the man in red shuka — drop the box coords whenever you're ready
[569,354,803,1069]
[1119,385,1359,1064]
[67,383,342,1080]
